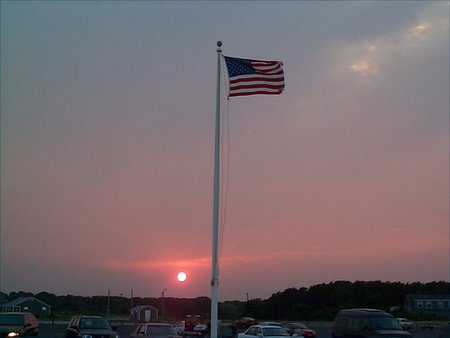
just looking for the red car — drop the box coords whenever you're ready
[234,317,257,329]
[285,323,316,338]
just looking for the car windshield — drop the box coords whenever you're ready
[80,318,111,330]
[146,325,177,336]
[0,314,24,326]
[262,327,290,337]
[370,318,402,330]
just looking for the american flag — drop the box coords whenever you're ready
[224,56,285,97]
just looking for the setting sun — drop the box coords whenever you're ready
[177,272,187,282]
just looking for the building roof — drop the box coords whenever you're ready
[406,294,450,301]
[1,296,50,308]
[131,305,159,311]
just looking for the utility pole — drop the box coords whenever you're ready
[106,289,110,318]
[162,288,167,321]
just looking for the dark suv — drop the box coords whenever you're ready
[0,312,38,337]
[332,308,412,338]
[66,315,118,338]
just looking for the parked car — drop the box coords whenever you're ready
[439,322,450,338]
[234,317,257,329]
[238,325,300,338]
[0,312,38,337]
[183,315,205,336]
[421,322,435,330]
[193,323,209,336]
[284,323,316,338]
[130,323,179,338]
[259,322,283,327]
[396,318,413,330]
[182,315,210,336]
[332,308,412,337]
[66,315,119,338]
[174,321,185,335]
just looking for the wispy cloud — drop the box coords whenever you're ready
[105,257,211,270]
[407,23,432,39]
[350,59,379,77]
[104,247,339,271]
[344,13,446,79]
[105,232,448,272]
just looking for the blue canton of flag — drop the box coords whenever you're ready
[224,56,285,97]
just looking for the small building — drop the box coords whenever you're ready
[131,305,159,322]
[405,294,450,317]
[0,296,51,318]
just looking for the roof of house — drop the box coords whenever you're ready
[131,305,159,311]
[406,294,450,301]
[1,296,51,308]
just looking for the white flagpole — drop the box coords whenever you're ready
[210,40,222,338]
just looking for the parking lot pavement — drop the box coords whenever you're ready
[38,322,443,338]
[230,323,442,338]
[38,322,135,337]
[306,324,441,338]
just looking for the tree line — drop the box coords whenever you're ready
[229,280,449,321]
[2,280,449,321]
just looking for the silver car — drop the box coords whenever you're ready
[238,325,302,338]
[130,323,180,338]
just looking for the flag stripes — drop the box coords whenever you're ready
[224,56,285,97]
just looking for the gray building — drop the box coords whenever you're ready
[1,296,51,317]
[131,305,159,322]
[405,294,450,317]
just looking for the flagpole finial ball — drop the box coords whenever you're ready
[217,41,222,47]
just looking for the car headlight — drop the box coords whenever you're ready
[81,335,93,338]
[7,333,20,338]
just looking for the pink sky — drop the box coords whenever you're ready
[1,1,448,301]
